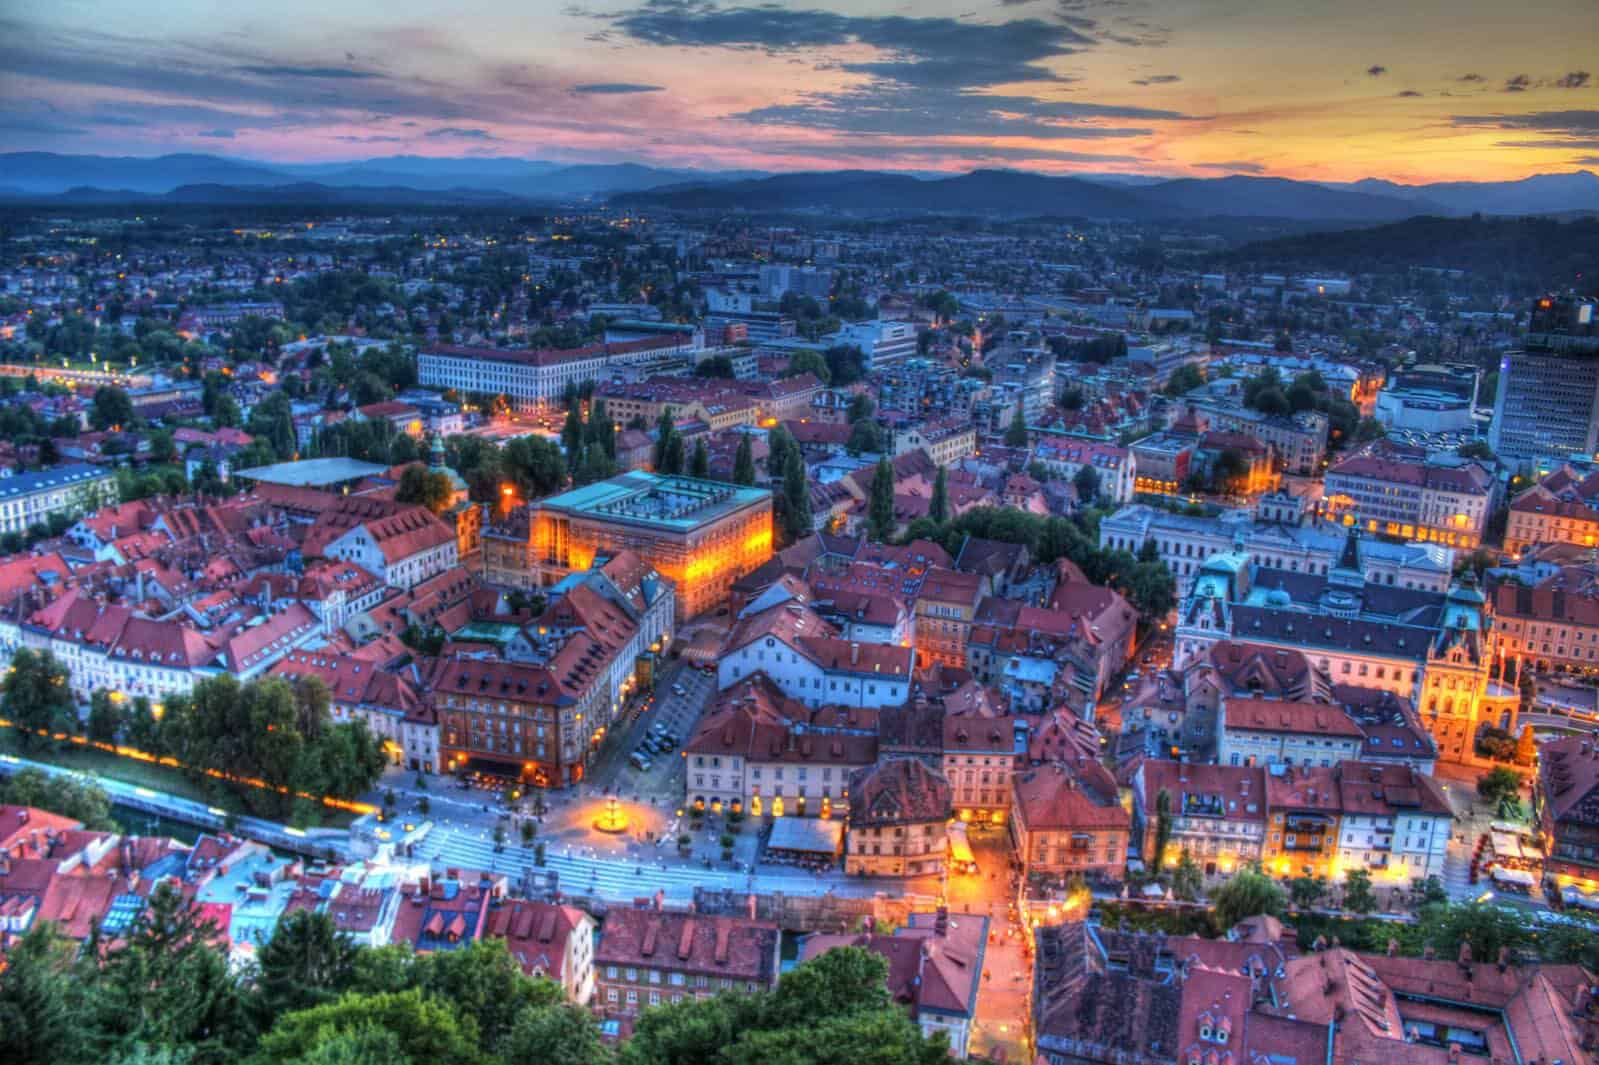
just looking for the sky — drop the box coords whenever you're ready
[3,0,1599,182]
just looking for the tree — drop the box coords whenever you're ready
[585,398,615,460]
[410,938,561,1050]
[823,344,867,386]
[1252,387,1291,417]
[690,438,710,479]
[1342,869,1378,915]
[212,394,241,429]
[1476,766,1523,811]
[1152,788,1173,871]
[1005,405,1028,448]
[780,448,813,544]
[252,989,478,1065]
[253,910,361,1027]
[846,418,882,455]
[929,466,949,524]
[663,433,685,476]
[0,922,89,1065]
[1163,364,1205,397]
[868,457,896,543]
[91,882,254,1063]
[782,349,831,385]
[88,688,126,744]
[496,1004,608,1065]
[765,425,794,481]
[1211,866,1287,932]
[1073,464,1100,504]
[0,767,117,830]
[394,466,453,514]
[732,433,756,486]
[561,404,584,464]
[1171,850,1203,901]
[1123,559,1177,624]
[90,385,138,431]
[846,392,875,424]
[695,354,736,379]
[1513,725,1537,765]
[652,407,673,468]
[1,647,78,751]
[1289,876,1328,909]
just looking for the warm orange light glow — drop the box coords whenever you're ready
[0,717,376,815]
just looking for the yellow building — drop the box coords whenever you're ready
[528,472,773,621]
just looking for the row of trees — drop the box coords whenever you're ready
[0,653,387,826]
[0,903,948,1065]
[156,674,387,823]
[897,507,1177,624]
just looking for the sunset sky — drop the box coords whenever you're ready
[3,0,1598,182]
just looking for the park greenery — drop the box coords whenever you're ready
[0,906,948,1065]
[898,506,1176,624]
[1,655,387,826]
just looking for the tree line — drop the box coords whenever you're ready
[1,651,386,826]
[0,903,949,1065]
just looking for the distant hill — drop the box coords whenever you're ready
[15,182,527,207]
[1,152,294,195]
[614,169,1434,222]
[1329,171,1599,216]
[0,152,769,202]
[1224,214,1599,291]
[4,153,1596,219]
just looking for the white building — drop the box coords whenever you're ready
[717,602,912,709]
[417,335,691,409]
[0,464,117,535]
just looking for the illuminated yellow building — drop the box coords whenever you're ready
[529,472,773,621]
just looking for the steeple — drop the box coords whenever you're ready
[429,433,446,471]
[1328,526,1365,590]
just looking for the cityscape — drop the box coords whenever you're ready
[2,3,1599,1065]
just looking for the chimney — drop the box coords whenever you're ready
[1387,939,1399,957]
[851,642,860,665]
[1497,946,1510,972]
[1424,946,1437,960]
[1459,942,1473,966]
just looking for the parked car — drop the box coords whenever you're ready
[629,752,652,771]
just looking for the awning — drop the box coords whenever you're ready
[1491,867,1535,887]
[766,816,843,855]
[1561,886,1599,912]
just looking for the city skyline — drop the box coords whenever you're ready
[3,0,1598,183]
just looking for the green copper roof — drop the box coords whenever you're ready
[536,471,771,533]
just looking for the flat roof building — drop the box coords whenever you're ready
[234,457,388,490]
[530,472,773,620]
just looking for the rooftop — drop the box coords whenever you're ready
[537,471,770,533]
[234,457,389,487]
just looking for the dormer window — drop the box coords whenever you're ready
[1199,1025,1212,1041]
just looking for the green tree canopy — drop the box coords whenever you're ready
[1211,866,1287,931]
[1,647,78,751]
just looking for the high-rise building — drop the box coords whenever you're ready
[1489,295,1599,470]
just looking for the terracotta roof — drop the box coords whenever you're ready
[1223,698,1364,738]
[1013,760,1130,833]
[596,909,779,983]
[848,757,952,827]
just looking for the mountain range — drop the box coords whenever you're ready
[614,168,1599,221]
[2,153,1596,222]
[0,153,765,201]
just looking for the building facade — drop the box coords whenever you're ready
[528,472,773,621]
